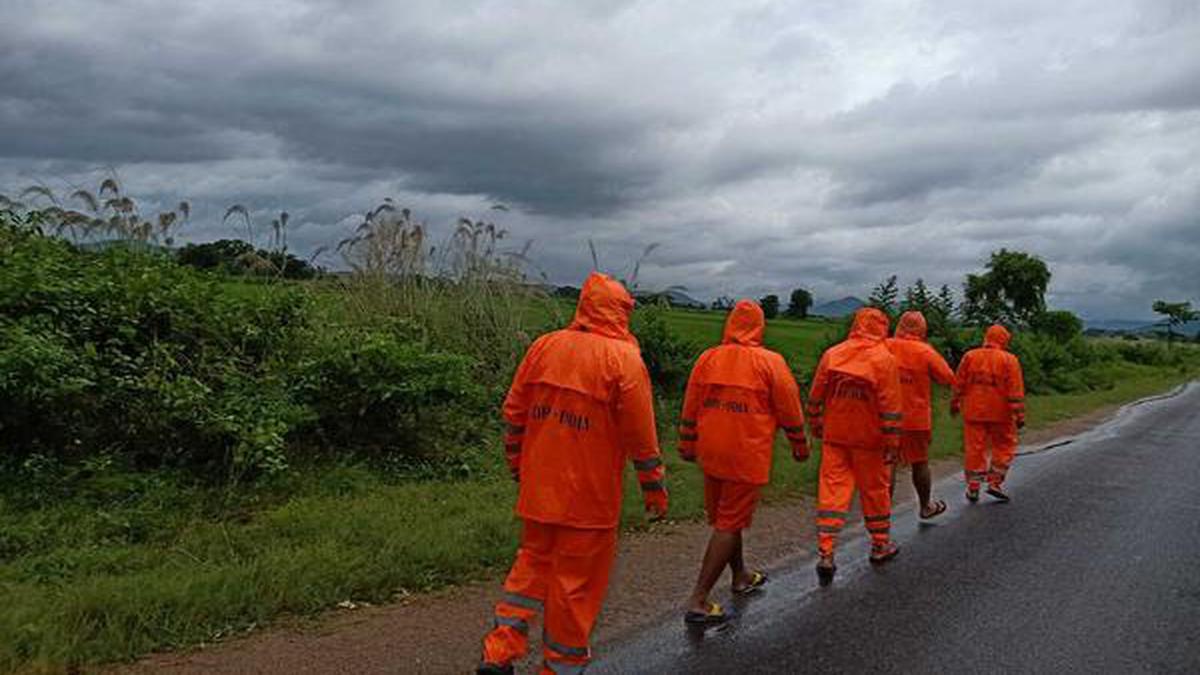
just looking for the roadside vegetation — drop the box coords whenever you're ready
[1,187,1197,672]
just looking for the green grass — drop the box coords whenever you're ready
[663,309,841,374]
[0,312,1196,672]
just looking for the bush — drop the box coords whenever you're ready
[0,219,309,477]
[1031,309,1084,344]
[630,303,702,393]
[296,323,485,461]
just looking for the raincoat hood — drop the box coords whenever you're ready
[570,272,637,344]
[849,307,891,342]
[722,300,765,346]
[895,311,928,341]
[984,324,1012,350]
[828,307,891,377]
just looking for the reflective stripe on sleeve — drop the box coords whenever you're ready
[633,456,662,471]
[880,412,902,421]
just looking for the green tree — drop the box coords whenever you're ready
[902,278,933,315]
[934,284,957,321]
[868,275,899,316]
[1152,300,1198,344]
[961,249,1051,326]
[787,288,813,318]
[1031,309,1084,342]
[760,294,780,320]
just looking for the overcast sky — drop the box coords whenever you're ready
[2,0,1198,318]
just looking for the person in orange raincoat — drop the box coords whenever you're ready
[807,307,904,584]
[886,311,956,519]
[677,300,808,624]
[479,272,668,675]
[952,324,1025,503]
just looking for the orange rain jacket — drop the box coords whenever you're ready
[677,300,807,485]
[953,324,1026,425]
[886,311,956,431]
[807,308,904,450]
[502,273,666,529]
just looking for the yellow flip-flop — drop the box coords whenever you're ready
[684,601,730,625]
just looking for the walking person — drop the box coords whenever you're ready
[677,300,808,625]
[886,311,956,519]
[952,324,1026,502]
[478,272,668,675]
[807,307,904,584]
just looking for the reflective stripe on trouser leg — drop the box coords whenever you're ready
[865,516,891,545]
[988,421,1018,487]
[963,422,989,486]
[817,443,855,557]
[544,631,590,673]
[542,525,616,673]
[852,444,892,545]
[483,519,552,666]
[543,658,587,674]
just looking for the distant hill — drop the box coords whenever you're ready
[811,296,865,317]
[635,288,706,309]
[1083,318,1156,333]
[1083,318,1200,338]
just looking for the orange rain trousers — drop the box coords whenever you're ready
[482,519,617,674]
[964,421,1018,489]
[816,442,892,557]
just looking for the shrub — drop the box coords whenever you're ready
[630,303,702,394]
[1031,309,1084,343]
[295,323,485,461]
[0,219,310,478]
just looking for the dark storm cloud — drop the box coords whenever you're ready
[1,0,1198,318]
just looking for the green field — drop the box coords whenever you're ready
[1,305,1196,672]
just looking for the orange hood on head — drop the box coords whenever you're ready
[895,311,928,341]
[849,307,890,342]
[984,324,1012,350]
[722,300,764,346]
[828,307,891,377]
[570,272,636,344]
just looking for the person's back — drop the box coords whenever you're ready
[680,300,807,484]
[956,326,1024,425]
[482,272,667,674]
[507,308,655,528]
[885,311,956,518]
[814,309,903,450]
[886,312,955,432]
[952,324,1025,502]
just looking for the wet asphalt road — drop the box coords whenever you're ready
[595,383,1200,674]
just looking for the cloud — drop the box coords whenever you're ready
[2,0,1198,318]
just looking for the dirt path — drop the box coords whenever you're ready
[119,408,1117,675]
